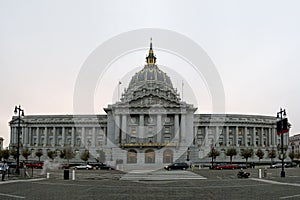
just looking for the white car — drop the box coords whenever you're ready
[270,163,283,168]
[73,164,93,170]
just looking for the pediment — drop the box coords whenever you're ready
[127,95,180,108]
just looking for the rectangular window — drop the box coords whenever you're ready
[164,126,170,133]
[130,137,136,143]
[131,128,136,135]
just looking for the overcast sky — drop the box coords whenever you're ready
[1,0,300,147]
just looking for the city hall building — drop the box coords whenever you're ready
[9,42,290,169]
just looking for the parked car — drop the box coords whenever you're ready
[91,163,114,170]
[285,162,298,168]
[237,164,250,169]
[58,163,70,169]
[25,161,43,169]
[214,163,238,170]
[73,164,93,170]
[270,163,283,168]
[164,163,189,171]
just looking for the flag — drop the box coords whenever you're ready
[277,118,289,135]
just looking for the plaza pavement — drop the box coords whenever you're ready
[1,167,300,199]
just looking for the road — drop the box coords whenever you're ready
[1,168,300,200]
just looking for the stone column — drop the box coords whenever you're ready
[71,127,75,146]
[181,114,186,144]
[174,114,179,143]
[21,127,26,145]
[36,127,40,145]
[44,127,48,147]
[193,126,197,145]
[81,127,85,147]
[28,127,32,146]
[157,114,162,143]
[121,115,127,143]
[216,126,220,147]
[205,126,209,146]
[235,126,239,147]
[62,127,66,146]
[260,127,264,147]
[272,128,276,147]
[24,127,28,146]
[244,127,248,147]
[53,127,56,146]
[92,127,96,147]
[253,127,256,147]
[269,127,273,146]
[114,115,120,144]
[139,114,144,143]
[226,126,229,146]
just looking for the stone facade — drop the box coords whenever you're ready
[0,137,4,150]
[8,41,290,168]
[290,134,300,156]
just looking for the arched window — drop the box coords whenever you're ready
[127,149,137,164]
[145,149,155,163]
[163,149,173,163]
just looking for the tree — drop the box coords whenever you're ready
[255,148,265,163]
[268,149,277,166]
[22,148,31,161]
[80,149,90,163]
[47,150,57,160]
[1,148,10,160]
[208,148,220,168]
[226,148,237,164]
[10,148,18,160]
[60,147,74,164]
[240,149,253,165]
[35,149,43,161]
[289,151,295,161]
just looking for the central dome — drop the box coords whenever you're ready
[121,40,180,104]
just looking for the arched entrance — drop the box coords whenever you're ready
[145,149,155,163]
[127,149,137,164]
[163,149,173,163]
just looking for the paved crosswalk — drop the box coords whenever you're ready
[120,170,206,181]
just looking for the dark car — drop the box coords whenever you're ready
[164,163,189,171]
[285,162,298,168]
[91,163,114,170]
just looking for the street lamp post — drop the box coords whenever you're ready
[277,108,287,178]
[14,105,24,175]
[211,145,215,169]
[186,147,190,161]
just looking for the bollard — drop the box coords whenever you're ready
[72,169,75,180]
[264,168,267,177]
[258,169,262,179]
[47,172,50,179]
[64,170,69,180]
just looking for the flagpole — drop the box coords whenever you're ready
[182,80,184,101]
[118,81,122,101]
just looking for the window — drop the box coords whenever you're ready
[131,128,136,135]
[163,149,173,163]
[127,150,137,164]
[145,149,155,163]
[130,137,136,143]
[164,126,170,133]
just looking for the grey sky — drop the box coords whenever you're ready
[1,0,300,147]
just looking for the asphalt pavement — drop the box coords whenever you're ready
[0,167,300,200]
